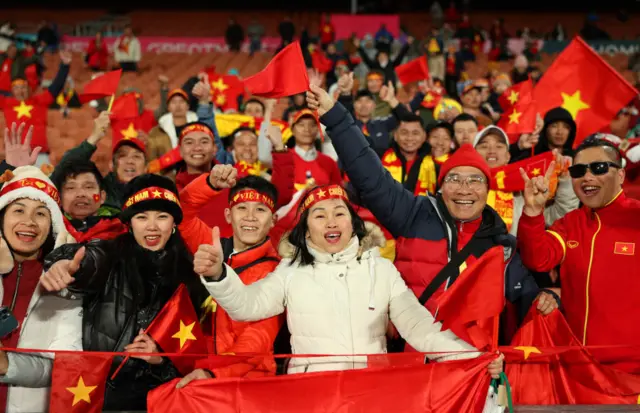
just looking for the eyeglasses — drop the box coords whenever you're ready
[442,174,486,190]
[568,161,621,179]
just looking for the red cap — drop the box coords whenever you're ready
[437,144,491,186]
[167,88,189,103]
[292,108,319,125]
[113,137,146,155]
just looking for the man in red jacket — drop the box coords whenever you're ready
[176,165,283,384]
[518,136,640,373]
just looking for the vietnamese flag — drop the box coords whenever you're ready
[147,147,182,173]
[109,93,138,121]
[497,78,536,139]
[243,42,309,98]
[498,77,533,111]
[395,56,429,85]
[49,352,112,413]
[533,37,638,146]
[147,353,494,413]
[146,284,208,375]
[421,89,443,109]
[505,306,640,405]
[435,246,505,351]
[489,151,555,192]
[79,69,122,102]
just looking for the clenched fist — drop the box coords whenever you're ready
[209,164,238,189]
[194,227,224,279]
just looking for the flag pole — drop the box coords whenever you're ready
[107,94,115,112]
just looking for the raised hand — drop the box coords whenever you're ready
[40,247,85,292]
[59,49,72,65]
[192,73,211,103]
[88,111,111,145]
[308,69,323,88]
[194,227,224,279]
[266,124,285,151]
[520,160,556,217]
[208,164,238,189]
[379,81,398,107]
[175,368,213,389]
[4,123,40,167]
[124,329,162,365]
[306,84,335,117]
[337,72,354,96]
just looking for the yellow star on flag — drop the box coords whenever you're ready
[515,346,542,360]
[121,123,138,139]
[201,296,217,314]
[13,101,33,119]
[152,190,162,198]
[66,376,98,406]
[215,94,227,106]
[507,90,519,105]
[561,90,590,119]
[211,78,229,92]
[172,320,197,349]
[508,108,522,124]
[622,246,629,252]
[531,168,541,176]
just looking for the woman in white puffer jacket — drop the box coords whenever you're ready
[194,183,502,375]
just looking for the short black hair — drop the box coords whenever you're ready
[397,112,425,129]
[229,175,279,206]
[52,160,105,192]
[451,113,478,127]
[573,135,622,164]
[226,126,257,149]
[287,189,366,266]
[243,98,265,114]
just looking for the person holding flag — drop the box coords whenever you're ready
[517,136,640,373]
[31,174,210,410]
[304,84,558,350]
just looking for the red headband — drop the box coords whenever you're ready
[300,185,349,212]
[229,189,275,212]
[0,178,60,205]
[179,123,214,143]
[123,186,180,209]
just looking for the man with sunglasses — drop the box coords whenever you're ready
[517,136,640,373]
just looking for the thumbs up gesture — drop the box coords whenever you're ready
[194,227,224,279]
[40,247,85,292]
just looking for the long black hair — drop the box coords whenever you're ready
[287,193,367,266]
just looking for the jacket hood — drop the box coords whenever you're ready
[536,107,576,156]
[278,221,386,259]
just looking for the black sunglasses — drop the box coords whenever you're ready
[568,161,621,179]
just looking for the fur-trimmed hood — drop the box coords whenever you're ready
[277,221,387,260]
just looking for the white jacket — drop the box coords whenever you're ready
[113,36,141,63]
[202,224,478,374]
[0,231,83,413]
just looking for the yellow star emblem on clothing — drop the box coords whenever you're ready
[507,90,519,105]
[561,90,590,119]
[531,168,541,176]
[508,108,522,124]
[515,346,542,360]
[211,78,229,92]
[66,376,98,406]
[424,93,434,103]
[622,246,629,252]
[201,296,217,314]
[215,94,227,106]
[13,101,33,119]
[120,123,138,139]
[152,190,162,198]
[172,320,197,349]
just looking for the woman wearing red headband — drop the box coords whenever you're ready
[194,184,503,377]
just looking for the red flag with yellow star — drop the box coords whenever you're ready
[78,69,122,102]
[505,306,640,404]
[497,78,537,138]
[49,352,112,413]
[498,77,533,111]
[206,72,246,112]
[394,56,429,85]
[533,36,638,146]
[146,284,207,375]
[1,93,52,152]
[489,151,555,192]
[243,42,310,98]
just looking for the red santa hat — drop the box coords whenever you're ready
[437,144,491,186]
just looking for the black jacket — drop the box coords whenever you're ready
[45,236,209,411]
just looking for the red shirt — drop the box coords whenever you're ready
[292,149,342,191]
[0,92,54,152]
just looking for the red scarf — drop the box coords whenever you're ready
[64,217,127,243]
[380,148,437,196]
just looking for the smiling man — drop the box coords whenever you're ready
[517,136,640,372]
[175,122,218,191]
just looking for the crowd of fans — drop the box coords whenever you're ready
[0,6,637,412]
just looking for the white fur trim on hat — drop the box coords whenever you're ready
[473,125,509,148]
[0,166,65,240]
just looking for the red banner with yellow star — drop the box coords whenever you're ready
[49,352,112,413]
[497,78,537,139]
[1,93,53,152]
[505,306,640,405]
[146,284,207,375]
[205,71,246,112]
[489,151,555,193]
[533,36,639,146]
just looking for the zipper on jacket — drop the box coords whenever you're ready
[9,263,23,312]
[582,212,602,345]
